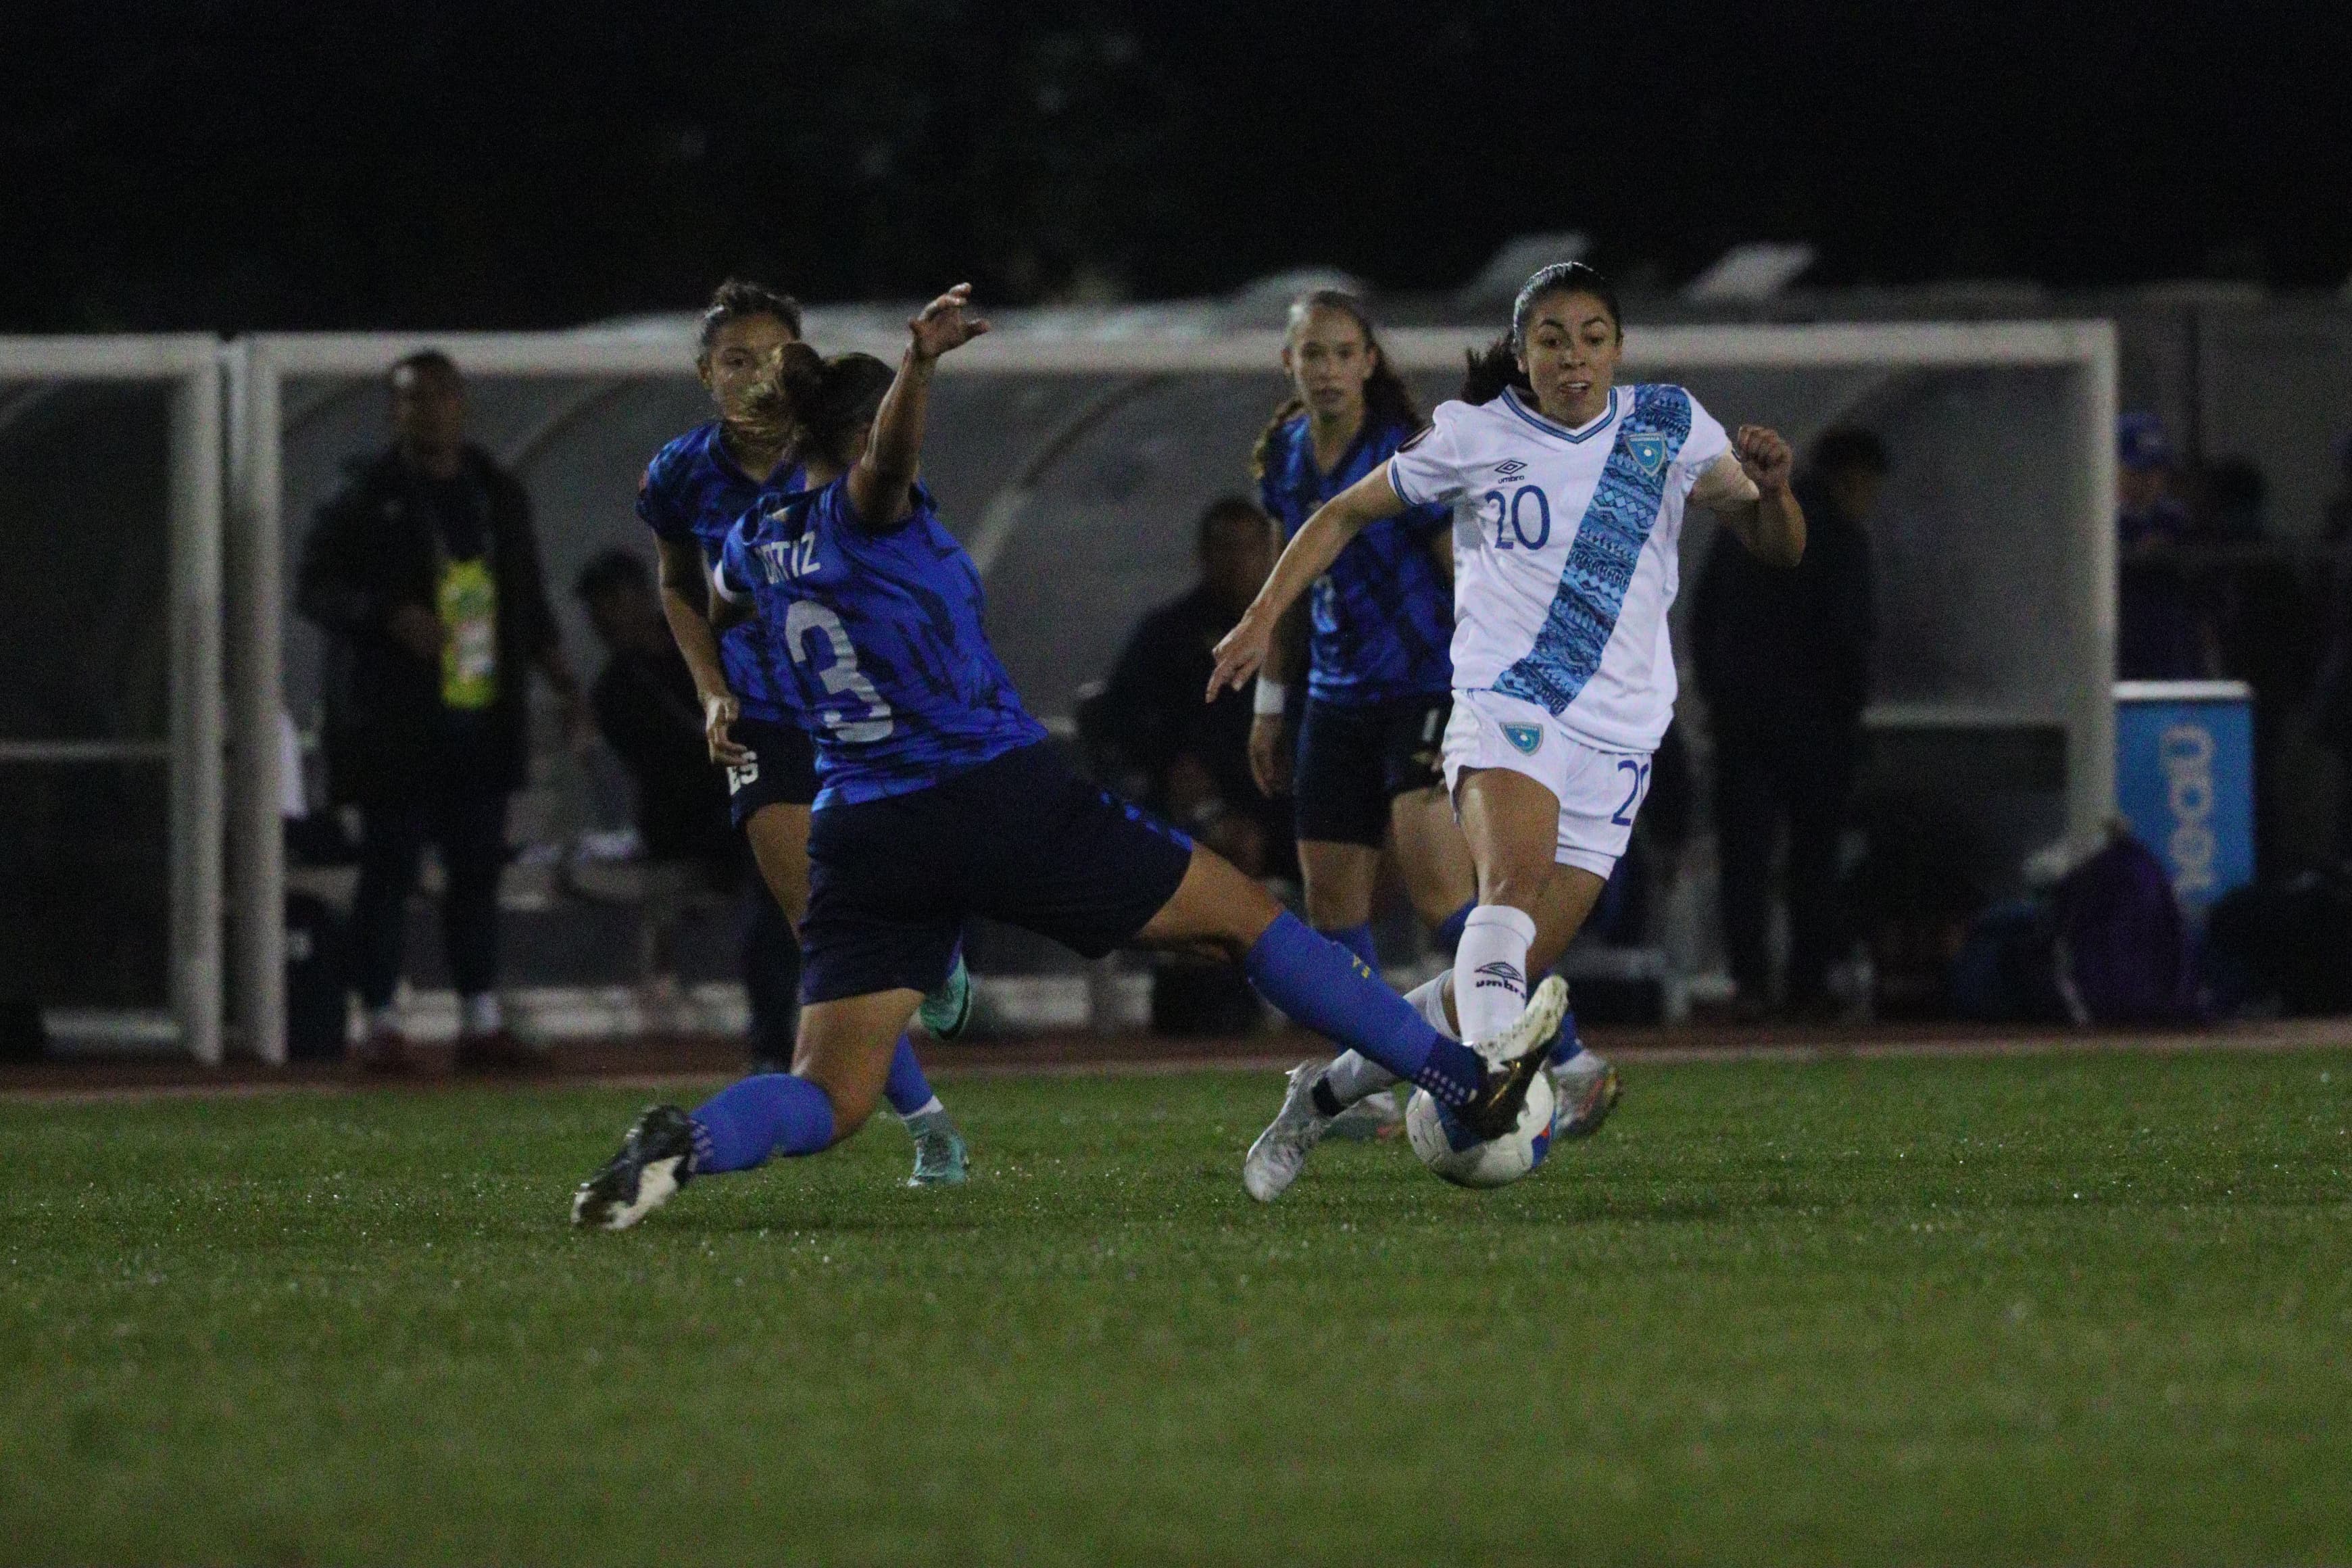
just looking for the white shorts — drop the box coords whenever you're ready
[1442,689,1655,878]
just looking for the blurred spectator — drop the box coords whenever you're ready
[2325,435,2352,543]
[1692,425,1882,1019]
[575,550,800,1050]
[2313,540,2352,856]
[297,351,585,1073]
[574,551,733,868]
[2114,412,2218,679]
[2191,457,2269,543]
[1082,497,1285,877]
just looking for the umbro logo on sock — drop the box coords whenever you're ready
[1473,960,1525,992]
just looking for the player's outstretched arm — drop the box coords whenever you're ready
[1208,462,1406,701]
[1693,424,1806,567]
[850,283,989,528]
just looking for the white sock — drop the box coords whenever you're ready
[1454,904,1536,1046]
[1320,1051,1399,1108]
[1405,974,1459,1040]
[1318,975,1461,1109]
[460,991,502,1036]
[899,1094,946,1126]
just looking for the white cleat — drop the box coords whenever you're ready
[1242,1061,1336,1203]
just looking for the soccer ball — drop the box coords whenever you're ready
[1404,1073,1557,1189]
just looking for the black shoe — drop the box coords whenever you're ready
[571,1104,697,1230]
[1452,977,1571,1142]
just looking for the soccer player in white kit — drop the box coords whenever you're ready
[1209,262,1807,1200]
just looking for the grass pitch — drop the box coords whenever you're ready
[5,1048,2351,1565]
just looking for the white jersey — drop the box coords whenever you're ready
[1388,383,1730,753]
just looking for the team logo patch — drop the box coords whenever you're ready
[1625,431,1669,474]
[1502,722,1544,756]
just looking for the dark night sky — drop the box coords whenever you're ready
[3,1,2347,330]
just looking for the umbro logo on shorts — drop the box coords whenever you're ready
[1494,458,1528,479]
[1473,960,1525,992]
[1502,722,1543,756]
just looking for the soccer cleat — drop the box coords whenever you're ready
[1325,1086,1404,1142]
[570,1104,697,1230]
[906,1109,970,1187]
[1550,1051,1621,1140]
[1453,976,1570,1142]
[1242,1061,1336,1203]
[916,953,975,1040]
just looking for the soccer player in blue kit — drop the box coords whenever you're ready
[572,285,1570,1229]
[635,279,969,1187]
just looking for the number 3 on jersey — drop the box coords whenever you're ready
[785,601,894,743]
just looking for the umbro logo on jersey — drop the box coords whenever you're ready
[1473,960,1525,992]
[1494,459,1528,479]
[1625,431,1669,474]
[1502,723,1544,756]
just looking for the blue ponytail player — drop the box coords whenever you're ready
[635,279,969,1187]
[573,285,1569,1229]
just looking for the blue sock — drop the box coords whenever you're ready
[1432,898,1475,954]
[883,1033,939,1119]
[1320,922,1381,978]
[689,1073,836,1173]
[1244,912,1484,1108]
[1548,1003,1585,1067]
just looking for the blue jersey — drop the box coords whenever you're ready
[637,421,802,722]
[716,476,1047,809]
[1258,414,1454,706]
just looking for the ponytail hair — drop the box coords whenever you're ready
[1459,335,1530,406]
[740,342,897,470]
[1251,289,1422,481]
[1459,261,1625,406]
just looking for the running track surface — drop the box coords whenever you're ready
[9,1018,2352,1104]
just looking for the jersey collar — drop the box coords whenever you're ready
[1501,386,1619,444]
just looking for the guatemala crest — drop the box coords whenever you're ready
[1502,723,1544,756]
[1625,430,1669,474]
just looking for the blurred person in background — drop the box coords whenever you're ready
[576,550,806,1044]
[577,550,733,868]
[2113,412,2218,679]
[1087,497,1285,877]
[1249,291,1476,979]
[297,350,585,1072]
[1693,426,1884,1021]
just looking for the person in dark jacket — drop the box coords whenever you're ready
[296,349,585,1071]
[1692,426,1884,1018]
[1086,497,1283,877]
[574,549,802,1054]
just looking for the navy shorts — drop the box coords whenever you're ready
[725,716,818,825]
[800,741,1196,1004]
[1294,693,1452,848]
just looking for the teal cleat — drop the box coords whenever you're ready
[906,1109,969,1187]
[916,952,974,1040]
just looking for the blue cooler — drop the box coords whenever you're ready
[2113,681,2255,919]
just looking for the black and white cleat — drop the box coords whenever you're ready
[570,1104,697,1231]
[1453,976,1570,1142]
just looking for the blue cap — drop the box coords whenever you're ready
[2117,412,2172,472]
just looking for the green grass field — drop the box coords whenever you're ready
[5,1049,2351,1565]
